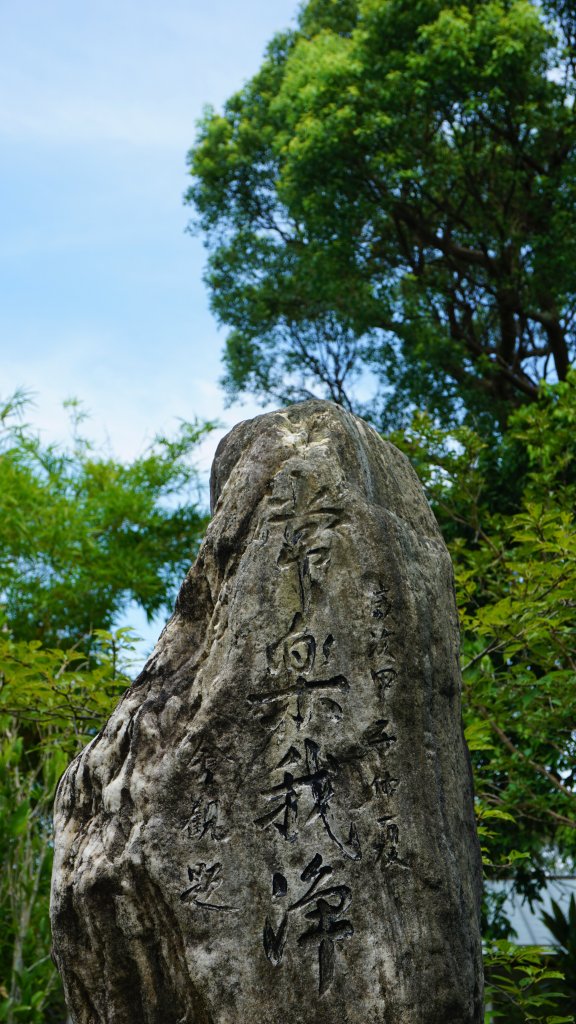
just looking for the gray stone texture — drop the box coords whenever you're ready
[51,400,484,1024]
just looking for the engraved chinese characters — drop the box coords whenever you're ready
[249,471,395,992]
[264,853,353,995]
[51,400,484,1024]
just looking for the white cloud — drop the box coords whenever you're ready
[0,92,192,148]
[1,326,273,469]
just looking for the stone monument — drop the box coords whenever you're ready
[51,400,484,1024]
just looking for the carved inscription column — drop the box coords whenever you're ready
[51,400,484,1024]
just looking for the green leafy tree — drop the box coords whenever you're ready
[0,394,211,649]
[483,941,573,1023]
[394,376,576,878]
[0,630,136,1024]
[392,374,576,1022]
[538,896,576,1015]
[187,0,576,427]
[0,395,212,1022]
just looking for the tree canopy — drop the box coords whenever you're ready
[0,395,210,650]
[187,0,576,428]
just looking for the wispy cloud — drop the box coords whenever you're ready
[0,0,294,461]
[0,0,297,148]
[0,89,192,148]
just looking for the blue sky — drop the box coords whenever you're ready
[0,0,299,654]
[1,0,299,468]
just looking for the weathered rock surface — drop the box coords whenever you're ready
[51,400,483,1024]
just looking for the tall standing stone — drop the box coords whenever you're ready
[51,400,483,1024]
